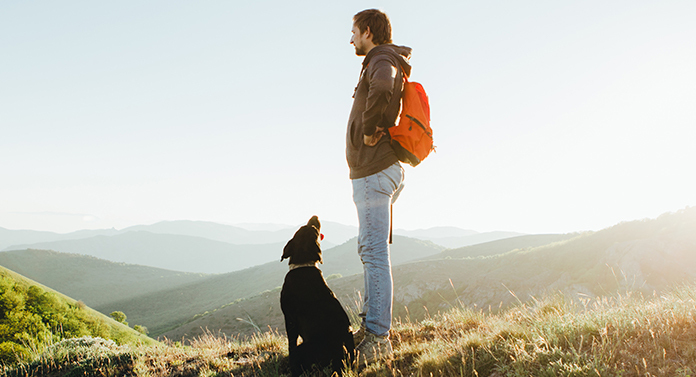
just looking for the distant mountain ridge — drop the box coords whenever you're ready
[2,220,523,252]
[0,226,119,251]
[120,220,357,246]
[2,221,525,274]
[395,226,478,239]
[0,220,357,250]
[3,231,286,274]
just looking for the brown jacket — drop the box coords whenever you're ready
[346,44,412,179]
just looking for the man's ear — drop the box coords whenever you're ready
[364,26,373,41]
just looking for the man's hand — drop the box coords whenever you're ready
[364,127,386,146]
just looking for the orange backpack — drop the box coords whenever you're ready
[389,73,434,167]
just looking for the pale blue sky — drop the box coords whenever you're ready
[2,1,695,234]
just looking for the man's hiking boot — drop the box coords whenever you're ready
[353,325,366,345]
[355,331,393,365]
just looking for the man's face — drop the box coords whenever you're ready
[350,24,370,56]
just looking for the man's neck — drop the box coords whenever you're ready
[364,42,378,56]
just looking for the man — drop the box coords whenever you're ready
[346,9,411,364]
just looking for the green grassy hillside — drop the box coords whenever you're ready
[0,265,154,365]
[0,249,209,307]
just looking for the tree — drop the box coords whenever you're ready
[110,311,128,325]
[133,325,148,335]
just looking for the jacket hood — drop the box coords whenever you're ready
[363,44,412,77]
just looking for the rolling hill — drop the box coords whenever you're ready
[422,233,579,260]
[161,208,696,340]
[0,249,209,307]
[394,227,524,249]
[93,236,445,336]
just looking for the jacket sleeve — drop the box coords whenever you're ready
[361,57,398,136]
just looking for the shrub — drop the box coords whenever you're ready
[109,311,128,325]
[41,336,126,362]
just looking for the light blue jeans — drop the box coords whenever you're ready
[352,162,405,337]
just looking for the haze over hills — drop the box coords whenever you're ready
[120,220,359,247]
[3,231,286,274]
[2,220,523,255]
[0,226,119,251]
[0,220,357,251]
[1,220,524,274]
[410,230,525,249]
[161,208,696,340]
[422,233,580,260]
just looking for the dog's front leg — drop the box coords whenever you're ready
[344,328,356,358]
[285,317,303,377]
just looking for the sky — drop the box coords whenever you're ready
[1,1,695,235]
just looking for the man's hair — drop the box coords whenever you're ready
[353,9,392,45]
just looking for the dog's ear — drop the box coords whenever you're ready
[281,239,294,262]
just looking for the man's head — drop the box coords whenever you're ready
[351,9,392,56]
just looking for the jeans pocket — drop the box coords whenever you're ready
[377,164,403,196]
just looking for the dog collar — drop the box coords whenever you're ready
[289,262,318,271]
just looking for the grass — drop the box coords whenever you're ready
[5,284,696,376]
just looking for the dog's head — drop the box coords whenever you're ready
[281,215,323,265]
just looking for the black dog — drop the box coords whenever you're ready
[280,216,355,376]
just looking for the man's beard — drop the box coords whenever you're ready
[354,46,366,56]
